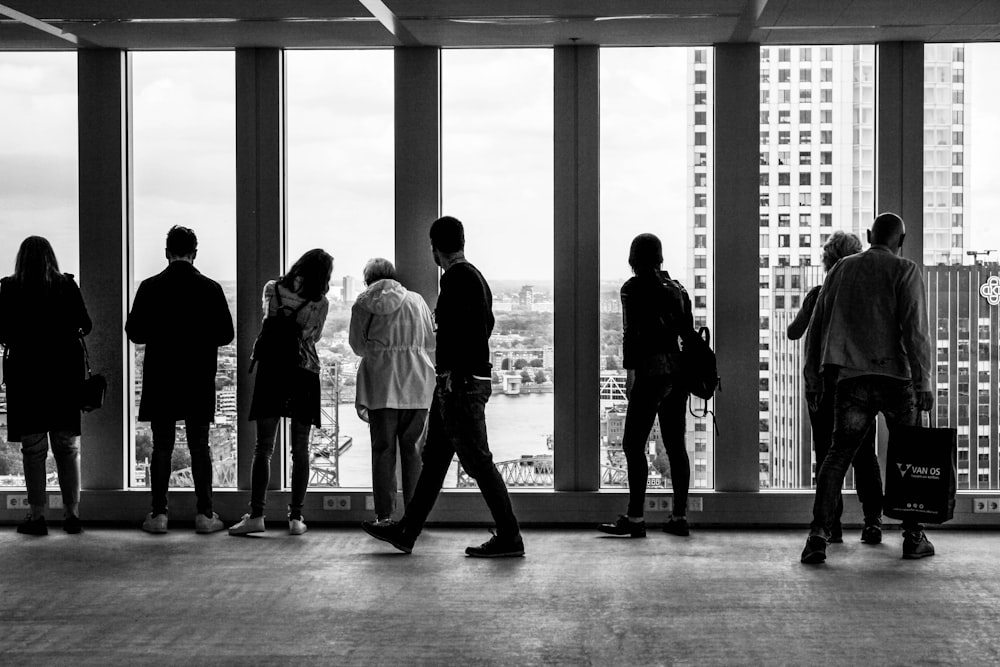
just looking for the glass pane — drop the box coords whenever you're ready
[0,53,79,487]
[130,52,236,489]
[442,49,554,488]
[759,45,875,490]
[600,48,714,490]
[286,50,394,489]
[925,43,998,490]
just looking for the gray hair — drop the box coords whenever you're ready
[822,231,863,271]
[363,257,396,285]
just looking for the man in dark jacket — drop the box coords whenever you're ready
[361,216,524,557]
[126,226,234,534]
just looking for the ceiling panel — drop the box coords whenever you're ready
[0,1,369,21]
[384,1,745,20]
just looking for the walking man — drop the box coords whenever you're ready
[127,226,235,534]
[800,213,934,564]
[362,216,524,557]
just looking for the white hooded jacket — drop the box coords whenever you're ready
[349,279,435,420]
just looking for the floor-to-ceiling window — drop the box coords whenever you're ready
[130,52,236,490]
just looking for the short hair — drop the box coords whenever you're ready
[363,257,396,285]
[429,216,465,254]
[281,248,334,302]
[871,212,906,246]
[166,225,198,257]
[821,230,863,271]
[628,233,663,273]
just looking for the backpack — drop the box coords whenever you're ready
[249,287,308,373]
[682,325,720,401]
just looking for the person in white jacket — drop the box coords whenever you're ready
[349,258,436,525]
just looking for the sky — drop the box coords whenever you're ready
[1,45,999,284]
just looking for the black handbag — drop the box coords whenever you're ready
[79,333,107,412]
[884,413,957,524]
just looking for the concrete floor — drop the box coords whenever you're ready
[1,524,998,666]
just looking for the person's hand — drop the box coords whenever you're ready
[625,370,635,400]
[806,391,822,412]
[916,390,934,412]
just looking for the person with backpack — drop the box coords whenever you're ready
[127,226,235,535]
[0,236,92,535]
[598,233,694,539]
[229,248,333,537]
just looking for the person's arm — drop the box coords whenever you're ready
[787,285,820,340]
[898,263,934,410]
[213,282,235,347]
[621,281,636,370]
[70,278,93,337]
[125,281,151,344]
[802,277,829,404]
[310,298,329,343]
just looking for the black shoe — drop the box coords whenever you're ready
[597,515,646,538]
[800,535,827,564]
[361,520,415,554]
[829,523,843,544]
[663,517,690,537]
[861,520,882,545]
[465,533,525,558]
[902,530,935,560]
[17,514,48,536]
[63,514,82,534]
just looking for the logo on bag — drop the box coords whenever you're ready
[981,276,1000,306]
[896,463,942,480]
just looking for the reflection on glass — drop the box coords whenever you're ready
[442,49,554,489]
[0,53,79,487]
[759,45,875,490]
[131,52,236,488]
[286,50,394,489]
[925,43,1000,490]
[599,48,714,490]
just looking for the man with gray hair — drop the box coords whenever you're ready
[801,212,934,564]
[349,257,435,526]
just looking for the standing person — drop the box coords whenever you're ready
[229,249,332,537]
[349,258,435,526]
[597,233,693,539]
[361,216,524,557]
[0,236,92,535]
[801,213,934,564]
[788,231,883,545]
[126,226,235,535]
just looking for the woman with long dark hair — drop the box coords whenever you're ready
[0,236,92,535]
[230,249,333,536]
[598,233,693,539]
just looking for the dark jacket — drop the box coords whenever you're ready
[0,274,92,441]
[434,261,494,377]
[126,261,234,423]
[621,270,693,376]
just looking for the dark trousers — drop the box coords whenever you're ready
[250,416,311,517]
[622,375,689,518]
[402,376,520,539]
[810,376,883,527]
[150,420,212,516]
[368,408,426,519]
[811,376,921,538]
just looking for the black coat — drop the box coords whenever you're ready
[126,262,234,423]
[0,274,92,441]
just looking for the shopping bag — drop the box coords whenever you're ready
[884,419,957,524]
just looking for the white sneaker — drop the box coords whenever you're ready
[228,513,266,535]
[195,512,225,534]
[289,517,308,535]
[142,513,168,534]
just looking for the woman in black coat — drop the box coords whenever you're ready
[0,236,92,535]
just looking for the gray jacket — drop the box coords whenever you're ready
[804,245,932,394]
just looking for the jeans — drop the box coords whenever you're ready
[150,420,213,517]
[810,375,921,538]
[622,375,689,518]
[368,408,426,520]
[251,416,311,517]
[21,430,79,509]
[402,375,519,539]
[810,376,882,527]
